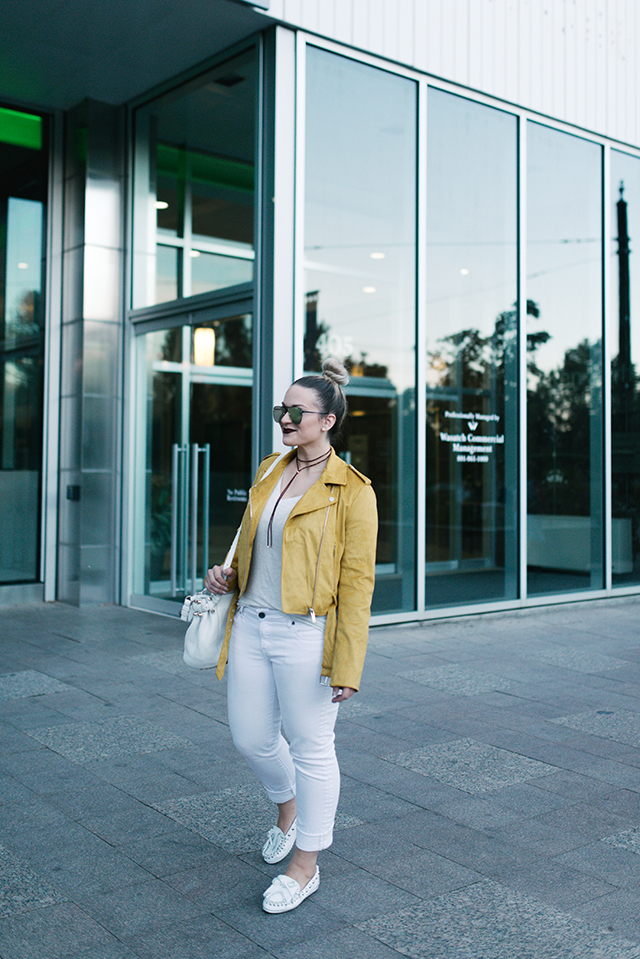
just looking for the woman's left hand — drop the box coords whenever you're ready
[331,686,355,703]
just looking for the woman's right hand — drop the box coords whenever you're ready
[204,565,237,595]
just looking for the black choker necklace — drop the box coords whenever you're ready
[266,449,331,546]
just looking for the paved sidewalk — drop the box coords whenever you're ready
[1,598,640,958]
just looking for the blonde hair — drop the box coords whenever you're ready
[293,357,349,441]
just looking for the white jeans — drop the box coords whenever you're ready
[226,606,340,851]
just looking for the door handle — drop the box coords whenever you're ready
[189,443,212,595]
[170,444,180,597]
[202,443,210,583]
[190,444,199,595]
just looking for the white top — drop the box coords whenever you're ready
[239,483,327,631]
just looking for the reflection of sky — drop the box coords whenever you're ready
[5,197,42,333]
[527,123,602,374]
[611,149,640,364]
[304,47,416,392]
[426,88,517,388]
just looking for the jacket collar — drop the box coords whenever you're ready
[261,447,349,487]
[250,447,349,520]
[317,447,348,486]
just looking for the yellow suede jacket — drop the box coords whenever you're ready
[215,447,378,690]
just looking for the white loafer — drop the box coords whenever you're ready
[262,866,320,913]
[262,818,297,864]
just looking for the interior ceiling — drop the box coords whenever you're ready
[0,0,270,112]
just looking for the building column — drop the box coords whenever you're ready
[58,100,124,605]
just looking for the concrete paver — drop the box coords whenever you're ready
[0,597,639,957]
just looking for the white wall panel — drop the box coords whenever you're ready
[518,0,532,113]
[439,1,457,85]
[351,0,369,51]
[573,0,587,129]
[468,0,483,92]
[316,0,336,42]
[566,0,578,126]
[504,1,519,108]
[613,2,630,143]
[537,5,553,118]
[552,1,566,120]
[367,0,386,55]
[334,0,354,46]
[453,0,470,89]
[383,0,399,62]
[595,0,608,135]
[277,0,640,146]
[397,1,414,69]
[492,0,508,101]
[413,0,429,79]
[630,0,638,145]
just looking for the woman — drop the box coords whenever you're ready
[205,357,378,914]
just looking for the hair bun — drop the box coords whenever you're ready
[322,356,349,388]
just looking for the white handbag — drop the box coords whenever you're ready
[181,530,240,669]
[181,451,287,669]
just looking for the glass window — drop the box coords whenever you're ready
[156,245,179,303]
[304,47,418,613]
[611,151,640,585]
[426,89,519,607]
[133,49,257,309]
[190,250,253,297]
[0,107,47,584]
[527,123,603,594]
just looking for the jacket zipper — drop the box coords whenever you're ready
[309,486,334,622]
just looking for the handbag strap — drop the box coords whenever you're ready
[222,450,288,569]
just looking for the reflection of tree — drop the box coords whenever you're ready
[344,353,388,379]
[611,351,640,531]
[426,305,516,563]
[527,319,595,516]
[5,290,42,341]
[427,301,536,391]
[215,315,252,367]
[304,290,328,372]
[161,328,181,362]
[304,319,329,373]
[611,354,638,430]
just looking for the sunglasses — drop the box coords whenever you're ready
[273,404,323,426]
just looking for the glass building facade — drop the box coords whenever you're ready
[3,8,640,624]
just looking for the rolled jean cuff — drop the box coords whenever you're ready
[295,827,334,852]
[265,785,296,804]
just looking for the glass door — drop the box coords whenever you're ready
[0,110,47,585]
[131,312,253,612]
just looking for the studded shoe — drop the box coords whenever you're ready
[261,817,297,864]
[262,866,320,913]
